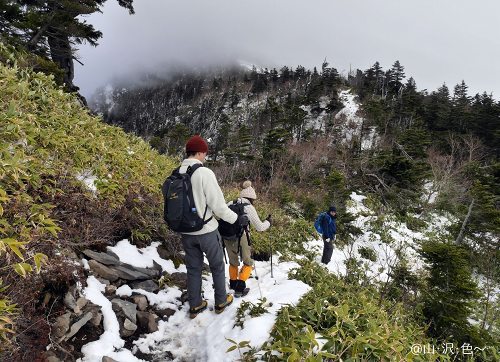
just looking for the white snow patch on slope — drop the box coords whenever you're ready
[335,90,379,149]
[76,171,98,193]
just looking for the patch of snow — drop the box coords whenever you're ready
[79,276,142,362]
[81,258,90,270]
[76,171,98,193]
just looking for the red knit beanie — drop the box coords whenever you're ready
[185,135,209,154]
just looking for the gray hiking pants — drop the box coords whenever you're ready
[181,230,226,308]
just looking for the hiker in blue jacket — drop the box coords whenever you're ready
[319,206,337,264]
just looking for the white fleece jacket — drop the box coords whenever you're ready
[179,158,237,235]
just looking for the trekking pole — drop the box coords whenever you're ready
[245,227,263,299]
[270,241,273,279]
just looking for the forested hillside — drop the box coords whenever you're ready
[91,59,500,357]
[0,37,498,362]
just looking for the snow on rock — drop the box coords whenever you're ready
[108,239,186,274]
[80,276,143,362]
[300,96,331,132]
[335,90,364,143]
[422,181,439,204]
[134,258,310,361]
[334,90,379,149]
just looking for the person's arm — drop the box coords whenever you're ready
[245,204,270,232]
[202,169,237,224]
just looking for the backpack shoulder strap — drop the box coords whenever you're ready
[186,163,204,176]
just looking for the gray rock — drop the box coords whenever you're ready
[52,312,72,340]
[96,277,110,285]
[136,311,159,333]
[84,303,102,327]
[155,308,176,320]
[105,249,121,261]
[102,357,119,362]
[82,249,121,266]
[134,265,160,278]
[64,312,93,341]
[152,260,163,272]
[132,295,148,311]
[111,299,137,324]
[169,272,188,289]
[105,284,117,296]
[45,351,63,362]
[179,290,188,303]
[121,318,137,337]
[90,311,103,327]
[74,297,88,314]
[112,265,151,281]
[131,279,159,293]
[156,244,174,260]
[88,260,120,282]
[63,291,77,311]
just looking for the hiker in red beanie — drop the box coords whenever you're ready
[165,135,248,318]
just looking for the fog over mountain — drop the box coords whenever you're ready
[74,0,500,99]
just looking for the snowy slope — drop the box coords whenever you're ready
[308,192,453,282]
[335,90,378,149]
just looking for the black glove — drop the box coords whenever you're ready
[237,214,249,227]
[266,214,272,226]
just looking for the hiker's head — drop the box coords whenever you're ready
[186,135,208,161]
[240,180,257,203]
[328,206,337,217]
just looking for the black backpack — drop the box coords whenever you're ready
[218,199,249,241]
[162,164,212,233]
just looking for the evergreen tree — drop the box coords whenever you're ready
[0,0,135,92]
[426,83,452,132]
[420,241,481,345]
[387,60,406,96]
[450,80,471,132]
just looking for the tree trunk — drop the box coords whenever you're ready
[455,198,475,244]
[47,30,76,92]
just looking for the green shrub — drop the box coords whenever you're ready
[358,245,377,262]
[263,259,448,361]
[0,45,177,348]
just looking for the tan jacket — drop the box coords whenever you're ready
[232,197,270,232]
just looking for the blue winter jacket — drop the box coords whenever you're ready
[320,212,337,239]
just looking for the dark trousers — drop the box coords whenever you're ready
[181,230,226,308]
[321,237,334,264]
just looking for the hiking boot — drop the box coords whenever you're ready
[189,300,208,319]
[234,280,250,298]
[229,279,238,290]
[215,294,234,314]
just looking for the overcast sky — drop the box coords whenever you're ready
[74,0,500,100]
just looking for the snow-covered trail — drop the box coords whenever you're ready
[135,258,309,361]
[80,241,310,362]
